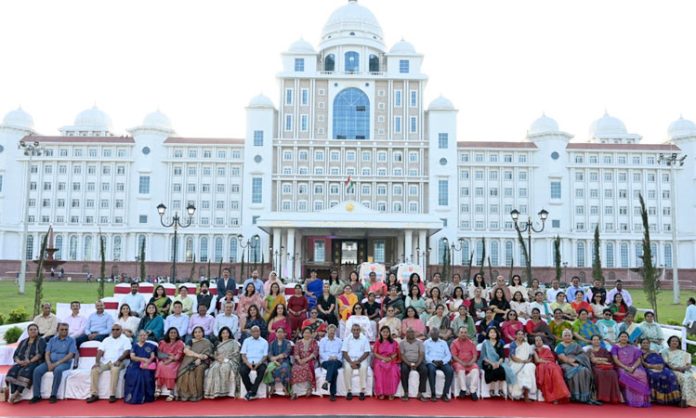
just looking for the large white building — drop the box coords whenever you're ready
[2,0,696,281]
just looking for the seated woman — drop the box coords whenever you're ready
[661,336,696,407]
[508,330,537,402]
[291,327,319,399]
[524,308,554,347]
[239,305,268,343]
[264,283,286,321]
[550,292,577,321]
[500,310,524,344]
[425,304,451,341]
[117,303,142,339]
[344,303,374,341]
[477,307,500,344]
[590,292,607,321]
[450,304,477,341]
[204,326,241,399]
[6,323,45,404]
[381,285,405,319]
[337,285,358,322]
[532,335,570,404]
[401,306,427,339]
[489,288,511,323]
[124,330,157,404]
[150,285,172,317]
[608,293,630,323]
[612,331,651,408]
[572,309,602,347]
[596,308,620,347]
[137,303,164,342]
[639,311,664,352]
[422,287,447,323]
[549,309,573,343]
[478,328,513,398]
[348,271,365,303]
[468,287,488,320]
[237,283,264,325]
[264,327,292,397]
[155,327,185,402]
[405,285,427,320]
[639,337,681,406]
[372,325,401,400]
[301,308,326,338]
[379,305,403,340]
[619,313,642,344]
[176,326,214,402]
[317,282,338,326]
[509,291,530,322]
[448,286,468,313]
[555,329,598,405]
[570,291,593,320]
[589,334,622,404]
[267,304,292,344]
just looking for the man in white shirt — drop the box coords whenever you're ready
[62,301,88,339]
[240,326,269,400]
[606,280,633,307]
[424,327,453,402]
[214,302,239,339]
[120,282,146,317]
[319,324,343,401]
[341,324,371,400]
[683,297,696,335]
[86,324,131,403]
[545,279,563,303]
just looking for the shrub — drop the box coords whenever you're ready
[7,308,29,324]
[4,327,22,344]
[0,313,4,325]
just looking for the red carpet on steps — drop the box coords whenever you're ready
[0,397,692,418]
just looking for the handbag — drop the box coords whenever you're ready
[140,360,157,370]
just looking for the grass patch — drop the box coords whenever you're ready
[0,281,113,320]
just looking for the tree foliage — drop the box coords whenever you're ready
[139,238,146,282]
[638,193,660,320]
[592,225,604,285]
[32,234,48,316]
[553,235,562,282]
[98,235,106,300]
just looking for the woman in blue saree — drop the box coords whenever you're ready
[137,303,164,342]
[639,337,681,406]
[263,327,293,397]
[555,329,599,404]
[572,309,603,347]
[124,330,157,404]
[6,324,45,404]
[478,327,514,397]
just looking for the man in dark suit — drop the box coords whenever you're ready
[216,268,237,297]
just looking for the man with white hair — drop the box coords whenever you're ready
[319,324,343,401]
[487,275,511,301]
[341,323,370,400]
[240,325,268,400]
[33,302,58,339]
[214,302,239,339]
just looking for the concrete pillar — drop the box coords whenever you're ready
[286,228,295,281]
[272,228,281,272]
[404,230,413,264]
[418,230,427,271]
[397,233,405,263]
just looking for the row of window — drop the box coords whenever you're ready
[26,215,123,224]
[31,164,128,175]
[573,154,662,165]
[278,166,422,177]
[460,169,528,181]
[460,187,528,198]
[280,199,420,213]
[280,149,424,162]
[459,153,529,163]
[574,171,669,182]
[172,166,242,177]
[573,222,669,233]
[574,188,666,199]
[172,149,242,159]
[28,198,126,209]
[295,52,410,74]
[171,183,241,193]
[280,183,421,196]
[575,205,671,216]
[29,181,127,192]
[34,148,129,158]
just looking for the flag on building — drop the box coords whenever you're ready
[344,175,355,193]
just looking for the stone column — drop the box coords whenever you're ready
[286,228,295,281]
[397,233,405,264]
[418,230,427,271]
[404,229,413,264]
[272,228,281,272]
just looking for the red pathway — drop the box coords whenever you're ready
[0,397,692,418]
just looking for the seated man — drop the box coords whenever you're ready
[186,304,215,344]
[319,324,343,401]
[196,281,216,316]
[31,323,77,403]
[76,301,114,347]
[214,302,239,340]
[450,326,479,400]
[33,302,58,340]
[86,324,131,403]
[341,323,371,400]
[424,327,453,402]
[240,325,269,400]
[120,282,146,317]
[399,327,427,401]
[62,301,87,340]
[163,301,189,340]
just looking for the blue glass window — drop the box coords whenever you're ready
[138,176,150,194]
[369,55,379,72]
[324,54,335,72]
[294,58,304,72]
[345,51,359,72]
[251,177,263,204]
[438,133,448,149]
[333,88,369,139]
[399,59,410,73]
[253,130,263,146]
[438,180,448,206]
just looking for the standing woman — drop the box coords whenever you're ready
[661,336,696,407]
[124,330,157,404]
[337,285,358,321]
[489,288,510,323]
[155,327,185,402]
[328,270,344,297]
[612,331,651,408]
[291,327,319,399]
[590,292,607,321]
[266,304,292,343]
[639,337,681,406]
[588,334,622,404]
[238,283,264,325]
[508,330,537,402]
[5,323,45,404]
[344,304,374,341]
[137,303,164,342]
[405,285,426,319]
[263,271,284,297]
[150,285,172,316]
[239,305,268,343]
[287,285,308,338]
[204,326,241,399]
[117,303,141,340]
[532,335,570,404]
[265,327,292,397]
[317,282,338,326]
[555,329,596,404]
[478,328,512,398]
[372,325,401,400]
[176,326,213,402]
[263,283,285,321]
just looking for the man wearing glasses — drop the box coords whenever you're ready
[86,324,131,403]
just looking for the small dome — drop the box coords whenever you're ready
[248,94,275,109]
[321,0,384,48]
[142,110,173,133]
[389,39,417,55]
[288,38,316,54]
[1,107,34,131]
[527,113,559,136]
[668,116,696,140]
[428,96,455,111]
[589,111,627,138]
[74,105,113,131]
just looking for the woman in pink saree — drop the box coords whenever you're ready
[372,325,401,399]
[612,331,651,407]
[266,303,292,343]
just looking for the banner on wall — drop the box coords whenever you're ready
[357,262,386,284]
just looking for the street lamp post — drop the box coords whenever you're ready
[157,203,196,283]
[17,140,44,294]
[238,234,260,280]
[511,208,549,285]
[562,261,568,284]
[658,152,686,304]
[450,237,464,268]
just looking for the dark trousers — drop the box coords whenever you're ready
[76,333,108,347]
[426,362,453,397]
[240,363,267,395]
[400,362,428,395]
[321,360,342,395]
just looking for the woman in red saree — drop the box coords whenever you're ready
[525,308,555,347]
[267,303,292,343]
[372,325,401,399]
[532,335,570,404]
[290,327,319,399]
[500,310,524,343]
[589,334,622,404]
[287,285,308,338]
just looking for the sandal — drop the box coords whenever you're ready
[498,390,504,398]
[490,390,496,398]
[154,389,161,398]
[166,395,175,402]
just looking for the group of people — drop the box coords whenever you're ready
[5,269,696,409]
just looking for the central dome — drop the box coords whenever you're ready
[589,111,627,138]
[74,105,113,131]
[321,0,384,50]
[528,113,559,136]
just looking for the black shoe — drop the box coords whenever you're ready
[330,394,336,401]
[244,393,252,400]
[471,393,478,401]
[49,396,57,404]
[458,390,466,400]
[431,395,437,402]
[108,396,117,403]
[86,395,99,403]
[359,392,365,401]
[322,382,329,391]
[346,392,353,400]
[441,394,450,402]
[29,397,41,404]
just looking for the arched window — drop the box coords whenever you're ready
[200,237,209,262]
[69,235,78,260]
[229,238,238,262]
[490,241,499,266]
[438,237,449,263]
[634,243,643,267]
[185,237,194,262]
[606,242,614,268]
[83,235,93,261]
[475,240,484,266]
[112,236,122,261]
[26,235,34,260]
[214,237,223,262]
[55,235,63,260]
[664,243,672,268]
[324,54,335,72]
[577,242,585,267]
[344,51,359,72]
[505,240,513,266]
[333,88,369,140]
[460,240,470,265]
[620,242,629,268]
[369,54,379,72]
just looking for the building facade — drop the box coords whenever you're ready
[2,0,696,281]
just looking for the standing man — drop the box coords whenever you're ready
[243,270,265,297]
[240,325,269,400]
[565,276,583,303]
[399,327,427,401]
[450,326,479,400]
[545,279,563,303]
[424,327,453,402]
[62,301,87,340]
[31,323,76,403]
[86,324,131,403]
[77,301,114,347]
[341,324,371,400]
[120,282,146,317]
[606,279,633,306]
[587,278,607,305]
[216,268,237,297]
[33,302,58,339]
[196,281,216,315]
[319,324,343,401]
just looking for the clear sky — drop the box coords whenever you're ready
[1,0,695,143]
